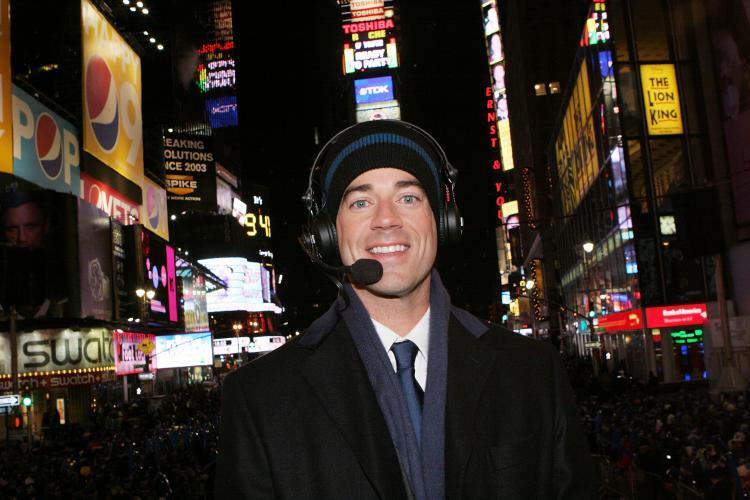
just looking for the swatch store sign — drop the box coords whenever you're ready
[163,133,217,212]
[0,328,113,374]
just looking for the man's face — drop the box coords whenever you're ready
[3,202,48,248]
[336,168,437,298]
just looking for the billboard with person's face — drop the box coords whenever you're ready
[0,187,79,319]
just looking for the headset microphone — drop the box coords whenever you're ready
[300,236,383,285]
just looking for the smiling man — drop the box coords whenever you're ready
[215,120,596,499]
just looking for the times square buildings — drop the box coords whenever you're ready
[0,0,283,432]
[493,0,750,389]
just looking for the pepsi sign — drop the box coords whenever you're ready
[354,76,394,105]
[141,176,169,241]
[12,85,80,196]
[82,0,143,187]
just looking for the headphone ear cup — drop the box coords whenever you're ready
[440,201,462,246]
[310,214,341,265]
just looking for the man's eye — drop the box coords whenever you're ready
[401,195,418,204]
[352,200,369,209]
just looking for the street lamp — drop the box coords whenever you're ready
[582,241,594,254]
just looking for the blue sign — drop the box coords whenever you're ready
[12,85,80,196]
[206,95,238,128]
[354,76,394,105]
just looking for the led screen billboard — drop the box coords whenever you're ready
[176,257,209,333]
[0,188,79,319]
[355,100,401,123]
[206,96,238,128]
[212,335,285,355]
[140,227,178,322]
[354,76,394,105]
[113,330,155,375]
[78,198,113,320]
[154,332,213,368]
[200,257,280,313]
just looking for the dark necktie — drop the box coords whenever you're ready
[392,340,424,444]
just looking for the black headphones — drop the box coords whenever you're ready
[299,120,462,267]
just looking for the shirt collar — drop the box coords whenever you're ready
[372,307,431,360]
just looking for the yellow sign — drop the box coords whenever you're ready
[0,0,11,173]
[554,60,599,215]
[138,338,155,356]
[81,0,143,186]
[640,64,683,135]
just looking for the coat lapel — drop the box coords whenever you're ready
[301,321,407,500]
[445,319,497,494]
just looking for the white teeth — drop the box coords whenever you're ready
[369,245,407,254]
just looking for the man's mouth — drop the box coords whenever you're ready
[368,244,408,254]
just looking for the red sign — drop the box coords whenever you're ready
[645,303,707,328]
[113,331,157,375]
[597,309,643,333]
[80,172,140,225]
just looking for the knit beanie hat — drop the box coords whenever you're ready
[317,120,443,221]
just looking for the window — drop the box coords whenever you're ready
[534,83,547,96]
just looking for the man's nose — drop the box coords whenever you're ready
[371,201,402,230]
[17,227,29,244]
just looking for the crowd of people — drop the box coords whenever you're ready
[566,354,750,499]
[1,354,750,498]
[0,386,219,499]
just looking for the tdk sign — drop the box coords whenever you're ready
[354,76,395,105]
[12,85,81,196]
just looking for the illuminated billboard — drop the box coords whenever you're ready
[141,176,169,241]
[0,188,79,319]
[113,330,155,375]
[354,76,395,105]
[0,0,11,174]
[176,256,210,333]
[0,327,113,374]
[356,100,401,123]
[80,172,140,225]
[200,257,281,313]
[212,335,285,355]
[554,59,599,215]
[640,64,684,135]
[140,227,178,322]
[206,95,238,128]
[78,198,113,320]
[348,0,385,22]
[341,18,399,75]
[163,132,217,212]
[12,85,80,196]
[81,0,143,187]
[154,332,213,368]
[240,184,273,261]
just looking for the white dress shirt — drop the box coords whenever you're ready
[372,308,430,391]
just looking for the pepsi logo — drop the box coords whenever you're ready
[145,186,160,229]
[35,113,62,180]
[85,55,119,152]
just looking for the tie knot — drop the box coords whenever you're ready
[391,340,419,371]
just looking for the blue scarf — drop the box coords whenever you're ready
[340,270,449,500]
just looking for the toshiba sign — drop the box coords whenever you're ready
[645,303,707,328]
